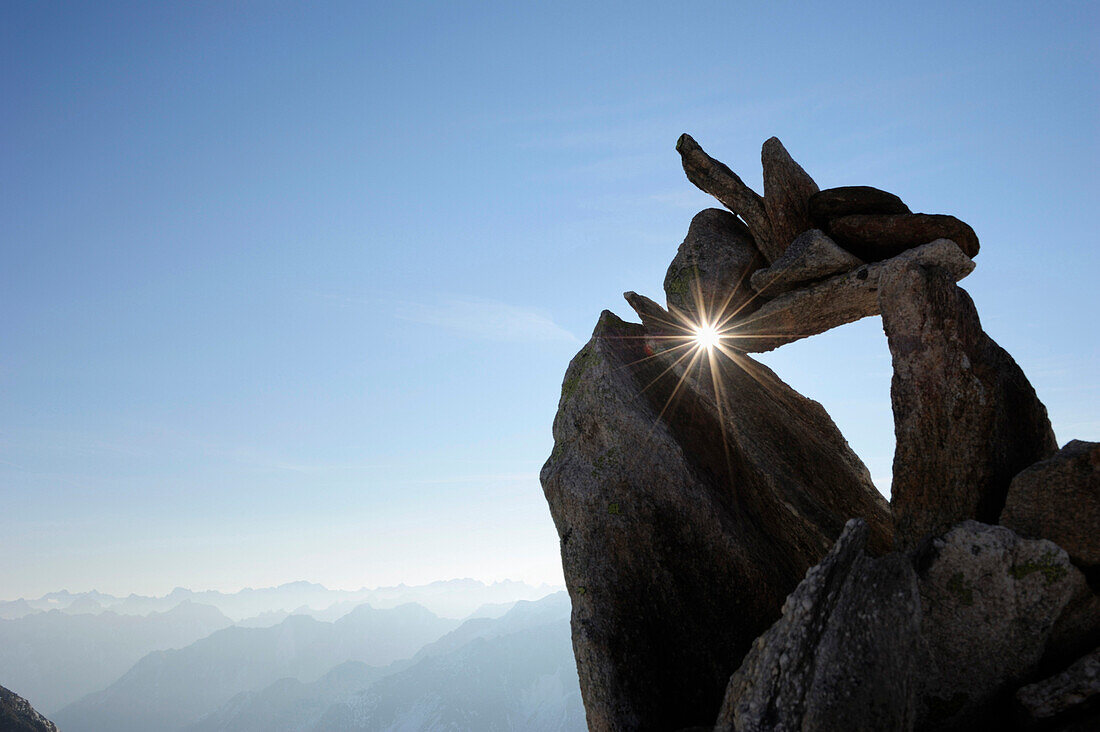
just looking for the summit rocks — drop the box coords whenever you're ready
[542,133,1094,731]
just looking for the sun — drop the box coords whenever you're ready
[693,322,721,351]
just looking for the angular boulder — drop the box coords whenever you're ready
[541,309,891,730]
[1001,440,1100,576]
[749,228,863,297]
[1014,646,1100,728]
[829,212,980,260]
[915,521,1090,729]
[879,263,1058,550]
[663,208,765,324]
[761,137,819,252]
[676,134,781,262]
[729,238,973,353]
[808,185,911,226]
[715,519,922,732]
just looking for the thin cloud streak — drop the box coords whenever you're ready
[398,297,579,344]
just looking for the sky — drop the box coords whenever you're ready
[2,1,1097,599]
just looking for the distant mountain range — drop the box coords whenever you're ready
[0,600,233,714]
[0,579,560,621]
[52,603,461,732]
[0,581,578,731]
[186,592,581,732]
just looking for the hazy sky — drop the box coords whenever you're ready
[3,1,1097,599]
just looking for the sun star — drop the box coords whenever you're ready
[693,322,721,351]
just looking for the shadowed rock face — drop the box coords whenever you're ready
[541,310,891,731]
[879,263,1058,550]
[1001,440,1100,578]
[715,519,922,732]
[915,522,1088,730]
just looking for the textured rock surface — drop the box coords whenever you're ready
[761,137,819,253]
[729,238,973,353]
[1002,440,1100,575]
[749,228,863,297]
[541,310,891,731]
[1015,646,1100,726]
[0,685,58,732]
[829,212,980,260]
[880,263,1058,550]
[663,208,765,324]
[676,134,780,262]
[715,519,922,732]
[915,521,1086,729]
[808,185,911,226]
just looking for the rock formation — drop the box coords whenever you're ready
[541,134,1098,731]
[0,685,58,732]
[1001,440,1100,580]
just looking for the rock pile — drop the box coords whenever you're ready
[541,135,1099,731]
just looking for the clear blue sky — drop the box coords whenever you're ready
[2,1,1097,599]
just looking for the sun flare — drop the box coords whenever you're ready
[693,322,721,351]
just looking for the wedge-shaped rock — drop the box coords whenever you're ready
[880,263,1058,549]
[916,521,1088,729]
[761,137,819,253]
[541,311,891,731]
[728,238,973,353]
[1014,645,1100,728]
[715,519,922,732]
[830,212,980,260]
[749,229,863,297]
[676,134,781,262]
[663,209,765,324]
[1001,440,1100,575]
[808,185,910,226]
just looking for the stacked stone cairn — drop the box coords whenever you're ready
[540,134,1100,731]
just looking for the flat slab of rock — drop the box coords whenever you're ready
[727,238,973,353]
[880,263,1058,550]
[829,212,980,260]
[715,519,922,732]
[1002,440,1100,575]
[916,521,1089,729]
[541,310,891,730]
[808,185,911,226]
[663,208,765,324]
[761,137,819,253]
[749,229,863,297]
[1015,645,1100,727]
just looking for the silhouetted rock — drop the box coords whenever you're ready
[0,685,57,732]
[1002,440,1100,575]
[808,185,911,226]
[663,208,765,324]
[761,137,819,252]
[915,521,1087,730]
[541,310,890,730]
[829,212,980,260]
[676,134,780,262]
[749,228,863,297]
[715,519,922,732]
[1015,646,1100,728]
[731,238,973,353]
[879,263,1058,550]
